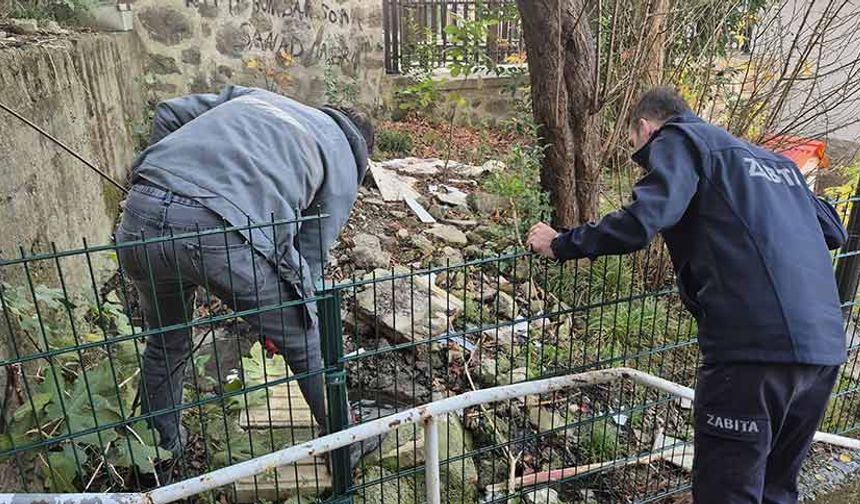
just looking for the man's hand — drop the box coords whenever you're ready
[527,222,559,259]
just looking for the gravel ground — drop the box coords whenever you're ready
[799,444,860,502]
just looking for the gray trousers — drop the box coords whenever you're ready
[115,183,326,454]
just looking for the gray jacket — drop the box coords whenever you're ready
[132,85,367,306]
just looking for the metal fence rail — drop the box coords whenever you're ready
[383,0,524,74]
[3,367,858,504]
[1,196,860,503]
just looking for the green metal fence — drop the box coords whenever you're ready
[1,200,859,504]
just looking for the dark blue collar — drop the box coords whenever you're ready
[319,107,369,185]
[631,112,703,165]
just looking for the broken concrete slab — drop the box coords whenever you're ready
[439,246,464,264]
[436,185,469,207]
[443,218,479,228]
[365,413,477,500]
[354,269,464,344]
[410,234,435,254]
[425,224,468,245]
[427,203,448,220]
[493,291,518,319]
[482,320,529,349]
[369,161,422,202]
[456,159,505,178]
[524,487,561,504]
[526,397,579,440]
[354,465,417,504]
[381,157,445,176]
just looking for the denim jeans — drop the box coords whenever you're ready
[115,183,326,454]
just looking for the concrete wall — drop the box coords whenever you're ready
[131,0,388,110]
[0,33,148,285]
[772,0,860,146]
[0,32,148,412]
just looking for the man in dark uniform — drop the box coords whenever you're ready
[527,87,847,503]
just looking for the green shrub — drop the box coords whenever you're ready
[580,418,622,463]
[376,129,413,156]
[11,0,95,23]
[395,75,441,116]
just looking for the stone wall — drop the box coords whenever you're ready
[0,32,147,417]
[131,0,388,110]
[0,33,147,285]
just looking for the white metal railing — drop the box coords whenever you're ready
[2,367,859,504]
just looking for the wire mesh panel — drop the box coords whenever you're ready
[337,242,700,504]
[0,217,335,502]
[2,198,860,503]
[828,195,860,437]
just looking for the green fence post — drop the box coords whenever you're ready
[319,289,353,504]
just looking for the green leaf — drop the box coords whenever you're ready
[41,370,68,422]
[129,421,162,448]
[66,395,121,446]
[80,360,123,399]
[0,432,31,457]
[110,424,167,474]
[46,444,86,492]
[13,392,52,422]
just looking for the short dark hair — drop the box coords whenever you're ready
[334,107,375,155]
[629,87,692,126]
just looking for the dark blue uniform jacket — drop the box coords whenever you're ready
[551,112,848,365]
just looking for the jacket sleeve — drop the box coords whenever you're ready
[149,85,251,144]
[810,193,848,250]
[551,128,700,261]
[295,203,333,282]
[295,187,358,282]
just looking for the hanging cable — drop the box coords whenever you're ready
[0,101,129,194]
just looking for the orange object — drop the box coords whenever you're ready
[763,135,830,174]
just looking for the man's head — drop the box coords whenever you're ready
[628,87,692,151]
[332,107,375,156]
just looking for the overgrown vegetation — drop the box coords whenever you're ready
[324,58,360,108]
[0,282,161,491]
[8,0,94,23]
[376,128,413,157]
[0,278,304,492]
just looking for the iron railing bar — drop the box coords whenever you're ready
[339,287,681,362]
[424,417,441,504]
[329,250,531,289]
[0,369,330,458]
[0,294,333,368]
[0,215,329,267]
[7,366,858,504]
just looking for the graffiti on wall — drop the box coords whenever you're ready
[185,0,371,69]
[242,27,372,68]
[185,0,359,28]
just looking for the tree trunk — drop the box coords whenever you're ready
[516,0,600,228]
[641,0,670,87]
